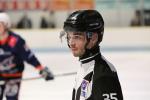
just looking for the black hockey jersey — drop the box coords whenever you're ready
[0,31,42,80]
[72,46,123,100]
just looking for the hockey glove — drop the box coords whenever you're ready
[39,67,54,81]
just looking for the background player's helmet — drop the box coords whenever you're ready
[63,10,104,43]
[0,12,11,29]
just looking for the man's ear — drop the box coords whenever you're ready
[91,32,98,42]
[87,33,98,49]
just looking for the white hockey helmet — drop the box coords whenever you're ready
[0,12,11,29]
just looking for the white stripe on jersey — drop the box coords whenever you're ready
[74,60,95,100]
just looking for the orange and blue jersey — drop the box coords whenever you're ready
[0,31,43,80]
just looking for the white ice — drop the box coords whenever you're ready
[15,51,150,100]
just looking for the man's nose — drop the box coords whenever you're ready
[69,37,75,46]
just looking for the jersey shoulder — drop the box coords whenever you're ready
[8,31,25,47]
[96,55,117,72]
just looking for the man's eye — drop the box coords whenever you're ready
[67,35,83,41]
[74,36,80,39]
[74,35,82,39]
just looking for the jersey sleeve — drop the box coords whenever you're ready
[92,74,123,100]
[15,38,43,70]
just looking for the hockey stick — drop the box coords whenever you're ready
[54,71,76,77]
[0,72,77,84]
[23,71,77,81]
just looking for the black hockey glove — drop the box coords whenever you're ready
[39,67,54,81]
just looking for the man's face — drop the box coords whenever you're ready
[67,32,87,57]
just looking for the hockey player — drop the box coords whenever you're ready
[60,10,123,100]
[0,12,54,100]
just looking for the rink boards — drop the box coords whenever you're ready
[13,27,150,52]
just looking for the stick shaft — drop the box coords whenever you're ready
[0,72,76,83]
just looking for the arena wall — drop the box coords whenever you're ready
[13,27,150,51]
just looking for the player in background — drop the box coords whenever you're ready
[60,10,123,100]
[0,11,54,100]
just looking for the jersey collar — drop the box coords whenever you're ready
[79,46,101,64]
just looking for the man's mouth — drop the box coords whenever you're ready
[71,48,77,52]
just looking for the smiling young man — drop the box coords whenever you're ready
[0,11,54,100]
[60,10,123,100]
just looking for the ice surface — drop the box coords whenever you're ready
[8,51,150,100]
